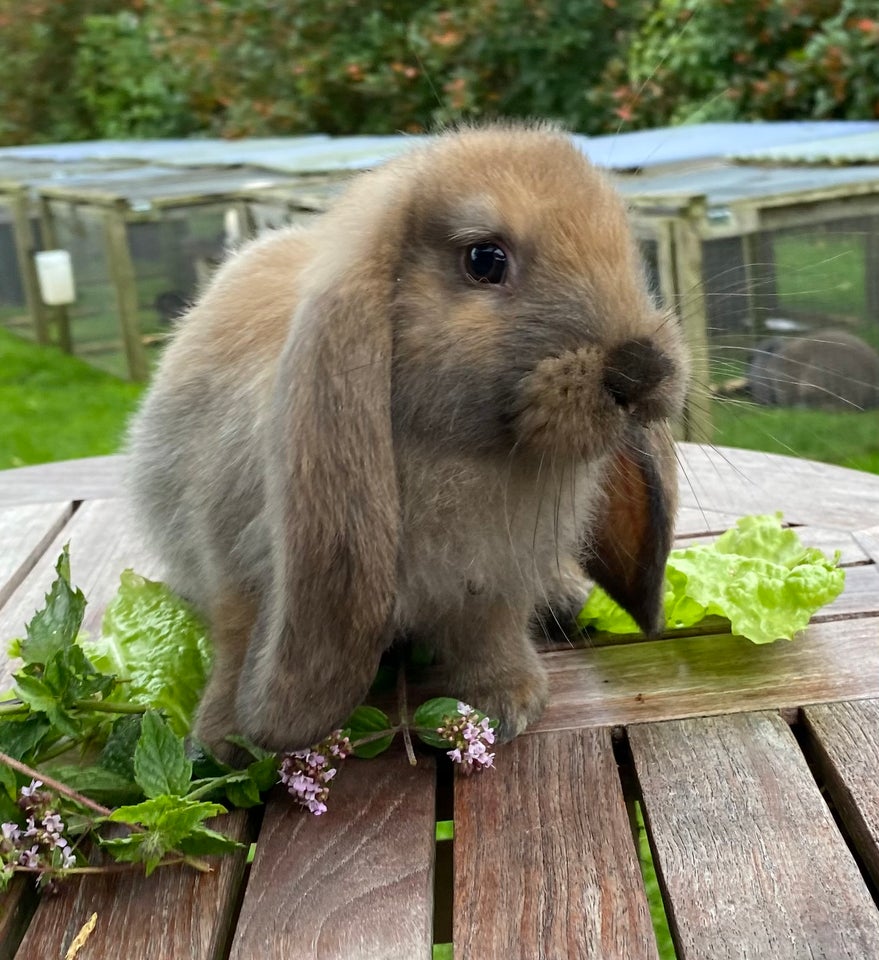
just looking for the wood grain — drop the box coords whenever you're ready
[630,712,879,960]
[854,525,879,565]
[453,728,659,960]
[530,616,879,732]
[676,443,879,529]
[230,747,436,960]
[0,879,36,960]
[0,499,162,689]
[0,457,123,507]
[803,699,879,887]
[0,501,72,608]
[15,811,250,960]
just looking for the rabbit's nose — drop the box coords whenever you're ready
[602,338,675,419]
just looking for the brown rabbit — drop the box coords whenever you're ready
[127,123,689,756]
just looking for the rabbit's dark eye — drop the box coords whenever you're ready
[464,242,508,284]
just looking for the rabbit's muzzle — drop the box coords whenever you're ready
[515,337,682,460]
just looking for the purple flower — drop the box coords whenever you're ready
[279,730,352,816]
[19,780,42,799]
[438,704,496,775]
[18,845,40,869]
[1,823,20,843]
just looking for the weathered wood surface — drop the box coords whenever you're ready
[0,499,161,690]
[803,699,879,888]
[0,457,123,507]
[532,616,879,732]
[630,712,879,960]
[675,443,879,528]
[0,501,71,608]
[230,748,436,960]
[15,811,250,960]
[454,728,658,960]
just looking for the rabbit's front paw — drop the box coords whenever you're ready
[450,660,550,742]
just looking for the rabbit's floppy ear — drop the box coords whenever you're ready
[238,224,402,747]
[582,424,677,638]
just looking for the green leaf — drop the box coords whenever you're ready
[412,697,461,749]
[109,795,226,840]
[134,711,192,798]
[0,764,17,801]
[343,705,393,758]
[177,825,244,857]
[222,735,275,762]
[11,547,86,665]
[43,764,142,807]
[0,715,52,763]
[100,714,143,781]
[578,513,846,645]
[82,570,211,735]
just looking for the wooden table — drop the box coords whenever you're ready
[1,444,878,960]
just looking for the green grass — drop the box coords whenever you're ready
[713,401,879,474]
[0,328,144,470]
[774,233,867,322]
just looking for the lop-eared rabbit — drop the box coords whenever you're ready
[128,124,689,756]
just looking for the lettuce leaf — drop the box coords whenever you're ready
[80,571,212,735]
[578,513,845,644]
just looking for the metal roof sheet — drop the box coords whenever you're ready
[731,130,879,165]
[574,121,879,171]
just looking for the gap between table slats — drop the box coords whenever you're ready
[802,699,879,890]
[453,727,658,960]
[12,811,250,960]
[0,501,73,610]
[230,746,436,960]
[629,711,879,960]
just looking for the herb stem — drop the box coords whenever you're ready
[72,699,149,715]
[397,664,417,767]
[0,749,114,818]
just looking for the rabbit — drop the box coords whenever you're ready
[749,329,879,411]
[126,123,689,757]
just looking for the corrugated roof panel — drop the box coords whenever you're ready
[575,121,879,171]
[732,130,879,165]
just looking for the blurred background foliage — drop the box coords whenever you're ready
[1,0,877,146]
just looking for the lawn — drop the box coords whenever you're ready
[0,328,144,470]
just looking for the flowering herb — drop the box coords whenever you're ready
[0,549,498,886]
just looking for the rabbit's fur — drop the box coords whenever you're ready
[127,124,688,755]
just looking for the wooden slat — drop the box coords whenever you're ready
[854,525,879,565]
[0,457,123,507]
[817,563,879,619]
[630,712,879,959]
[0,880,36,960]
[676,443,879,529]
[531,616,879,732]
[803,699,879,887]
[453,728,658,960]
[0,501,72,608]
[14,811,250,960]
[230,748,436,960]
[0,499,162,690]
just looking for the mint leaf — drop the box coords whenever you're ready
[44,764,142,807]
[100,715,144,781]
[414,698,464,749]
[177,825,244,858]
[0,715,51,762]
[134,711,192,798]
[344,705,393,758]
[12,547,86,665]
[83,571,211,735]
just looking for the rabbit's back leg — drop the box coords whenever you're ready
[194,588,258,761]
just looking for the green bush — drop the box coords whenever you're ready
[604,0,878,129]
[73,11,195,139]
[146,0,649,137]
